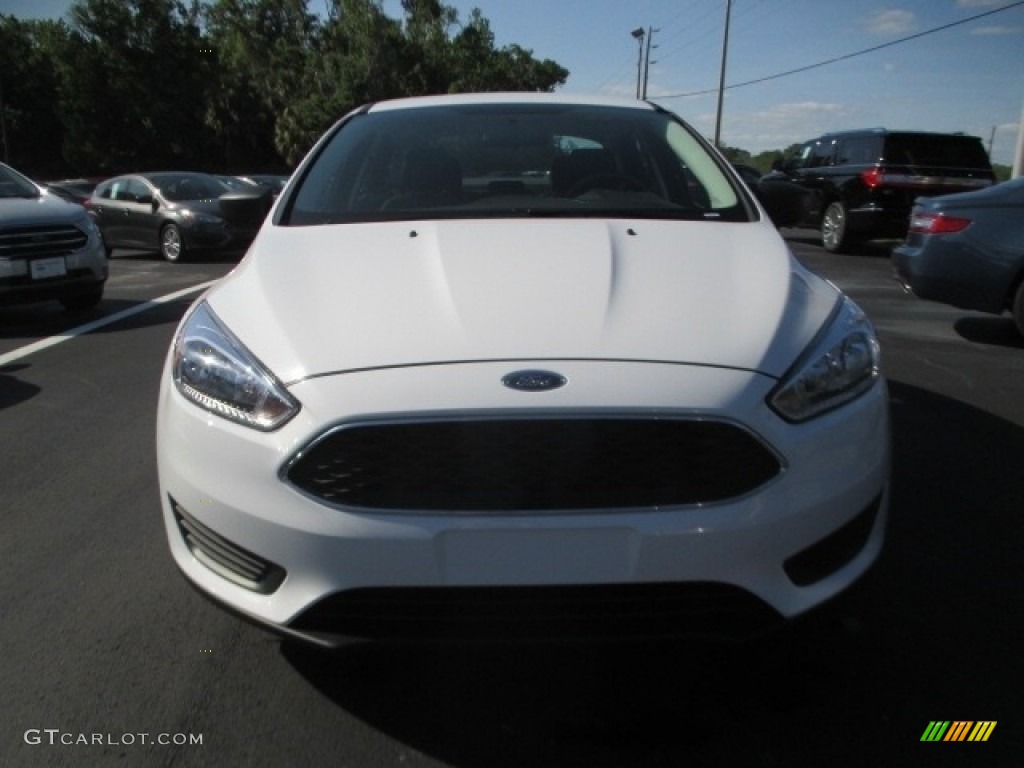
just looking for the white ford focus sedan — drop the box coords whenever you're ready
[157,93,889,647]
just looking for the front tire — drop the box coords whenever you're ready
[821,201,852,253]
[160,223,186,262]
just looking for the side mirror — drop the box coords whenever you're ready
[136,193,154,206]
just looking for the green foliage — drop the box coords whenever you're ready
[204,0,317,169]
[55,0,213,172]
[0,16,68,174]
[718,145,752,165]
[2,0,570,175]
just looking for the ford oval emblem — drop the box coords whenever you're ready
[502,369,567,392]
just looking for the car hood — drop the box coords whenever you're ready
[206,218,839,383]
[1,193,88,226]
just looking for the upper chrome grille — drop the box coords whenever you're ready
[0,224,89,260]
[285,417,783,513]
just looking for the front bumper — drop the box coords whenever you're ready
[0,243,107,306]
[157,359,890,647]
[846,204,910,239]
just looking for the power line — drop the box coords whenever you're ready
[655,0,1024,100]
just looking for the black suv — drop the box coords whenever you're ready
[770,129,996,252]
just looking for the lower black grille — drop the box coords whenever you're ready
[171,498,285,593]
[0,224,89,260]
[286,418,781,512]
[289,582,782,643]
[783,493,882,586]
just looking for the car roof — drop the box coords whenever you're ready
[816,128,983,141]
[366,92,657,113]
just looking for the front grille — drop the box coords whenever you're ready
[289,582,783,642]
[0,224,89,260]
[171,498,285,593]
[286,418,782,512]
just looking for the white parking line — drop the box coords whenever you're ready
[0,280,217,368]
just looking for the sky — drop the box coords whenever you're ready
[3,0,1023,165]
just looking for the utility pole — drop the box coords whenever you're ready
[0,78,8,165]
[631,28,645,99]
[714,0,732,148]
[641,27,658,100]
[1014,97,1024,178]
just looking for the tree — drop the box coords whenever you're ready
[270,0,568,165]
[3,0,570,173]
[448,10,566,93]
[0,16,68,175]
[718,145,753,166]
[204,0,316,170]
[57,0,213,172]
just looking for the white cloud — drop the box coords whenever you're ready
[866,9,916,36]
[970,25,1021,36]
[710,102,854,153]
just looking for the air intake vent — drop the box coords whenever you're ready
[171,498,285,593]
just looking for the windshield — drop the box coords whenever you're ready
[0,164,42,199]
[149,173,229,201]
[283,103,749,225]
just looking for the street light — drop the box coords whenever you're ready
[631,28,645,100]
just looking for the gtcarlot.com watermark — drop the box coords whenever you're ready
[24,729,203,747]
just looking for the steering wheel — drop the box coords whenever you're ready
[566,173,647,197]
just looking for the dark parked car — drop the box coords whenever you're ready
[42,177,104,206]
[215,174,259,192]
[773,129,997,252]
[238,174,289,198]
[730,164,814,229]
[216,174,289,198]
[90,172,270,262]
[0,162,107,310]
[892,177,1024,335]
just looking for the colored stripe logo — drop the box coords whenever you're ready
[921,721,996,742]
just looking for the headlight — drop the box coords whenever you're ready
[769,296,880,422]
[179,209,223,224]
[172,302,299,430]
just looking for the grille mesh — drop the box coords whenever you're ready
[286,418,781,512]
[0,224,89,260]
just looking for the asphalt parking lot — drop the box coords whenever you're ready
[1,235,1021,767]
